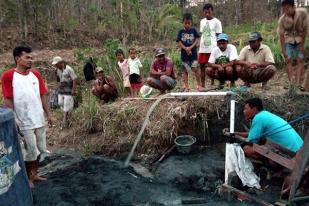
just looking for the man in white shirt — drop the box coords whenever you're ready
[207,33,238,88]
[52,56,78,127]
[198,3,222,88]
[1,46,52,188]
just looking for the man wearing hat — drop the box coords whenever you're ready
[278,0,309,91]
[91,67,118,102]
[206,33,238,88]
[236,32,276,90]
[52,56,77,126]
[146,48,177,95]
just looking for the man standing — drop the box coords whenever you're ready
[236,32,276,90]
[1,46,52,188]
[198,3,222,88]
[146,48,177,95]
[52,56,77,127]
[278,0,309,91]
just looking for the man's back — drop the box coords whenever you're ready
[248,111,303,152]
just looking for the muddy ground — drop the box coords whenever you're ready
[32,144,309,206]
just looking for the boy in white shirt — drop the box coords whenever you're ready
[207,33,238,88]
[198,3,222,88]
[128,48,143,97]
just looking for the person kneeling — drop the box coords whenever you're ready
[91,67,118,103]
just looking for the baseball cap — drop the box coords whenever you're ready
[248,32,262,41]
[52,56,63,65]
[95,67,104,73]
[217,33,229,41]
[155,48,165,57]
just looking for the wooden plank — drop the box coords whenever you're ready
[252,144,294,170]
[220,184,274,206]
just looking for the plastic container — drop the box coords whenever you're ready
[174,135,196,154]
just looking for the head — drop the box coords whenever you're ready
[248,32,262,51]
[182,13,193,30]
[203,3,214,20]
[155,48,166,63]
[52,56,65,69]
[13,46,33,69]
[115,49,125,62]
[95,67,105,80]
[243,98,264,121]
[281,0,295,16]
[217,33,229,51]
[129,48,137,59]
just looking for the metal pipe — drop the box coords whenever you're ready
[170,91,234,96]
[230,98,236,134]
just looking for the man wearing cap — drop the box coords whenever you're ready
[91,67,118,103]
[146,48,177,95]
[278,0,309,91]
[52,56,77,127]
[206,33,238,88]
[236,32,276,90]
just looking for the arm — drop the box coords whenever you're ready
[234,131,248,138]
[72,79,77,95]
[3,98,14,109]
[279,34,287,58]
[106,76,117,91]
[41,94,52,126]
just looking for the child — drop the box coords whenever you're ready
[128,48,143,97]
[115,49,132,97]
[198,3,222,87]
[176,13,203,92]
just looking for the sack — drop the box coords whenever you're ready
[48,90,59,109]
[83,58,96,81]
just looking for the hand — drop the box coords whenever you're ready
[282,50,288,60]
[222,128,230,136]
[47,114,53,128]
[71,90,77,96]
[185,47,192,55]
[250,64,258,70]
[300,46,305,55]
[218,65,224,72]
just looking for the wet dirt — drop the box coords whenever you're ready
[32,145,279,206]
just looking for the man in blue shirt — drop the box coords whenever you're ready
[235,98,303,159]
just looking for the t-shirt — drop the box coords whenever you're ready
[238,44,275,64]
[128,58,142,75]
[1,68,48,130]
[277,8,309,44]
[248,111,303,152]
[208,44,238,64]
[176,28,200,62]
[151,57,176,79]
[57,65,77,95]
[199,17,222,54]
[118,59,130,78]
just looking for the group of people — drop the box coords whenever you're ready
[91,0,308,102]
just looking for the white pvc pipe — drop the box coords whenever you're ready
[170,91,233,96]
[230,99,235,134]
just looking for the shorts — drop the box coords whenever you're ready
[58,94,74,112]
[240,65,276,83]
[20,127,47,162]
[123,76,131,88]
[198,53,211,64]
[129,73,142,84]
[181,60,199,73]
[285,43,304,59]
[149,75,177,90]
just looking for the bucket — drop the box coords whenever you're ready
[174,135,196,154]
